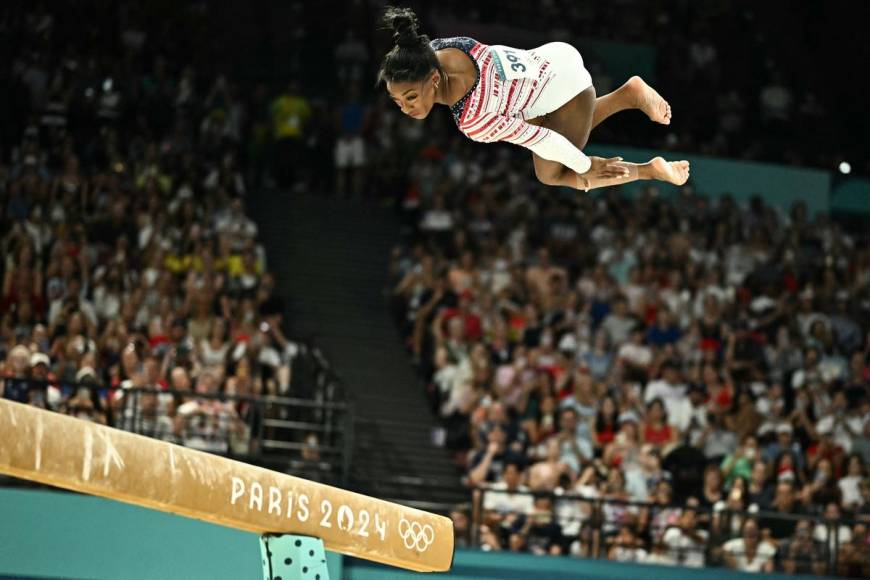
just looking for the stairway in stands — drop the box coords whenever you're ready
[249,190,467,512]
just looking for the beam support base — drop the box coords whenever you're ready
[260,534,330,580]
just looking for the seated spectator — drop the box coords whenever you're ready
[698,464,725,509]
[700,364,734,416]
[699,411,738,463]
[482,460,534,516]
[600,297,635,347]
[746,459,774,508]
[593,395,619,449]
[507,530,528,553]
[450,509,471,549]
[725,390,764,442]
[755,382,786,423]
[558,463,605,537]
[646,308,682,349]
[63,385,107,425]
[608,525,648,563]
[478,523,504,552]
[119,389,177,443]
[764,423,804,471]
[858,478,870,521]
[29,351,56,409]
[643,479,682,542]
[644,360,689,430]
[683,383,709,444]
[644,540,676,566]
[558,370,598,427]
[802,457,842,508]
[477,401,526,452]
[528,437,572,492]
[548,407,594,477]
[761,481,805,540]
[813,502,852,558]
[710,486,751,553]
[817,390,865,455]
[175,370,242,454]
[661,508,708,568]
[583,330,613,380]
[778,519,826,575]
[617,328,652,382]
[604,411,642,468]
[0,345,33,402]
[723,519,776,573]
[468,424,522,486]
[198,317,230,369]
[600,468,635,537]
[835,522,869,577]
[720,434,759,487]
[641,398,678,450]
[523,495,564,555]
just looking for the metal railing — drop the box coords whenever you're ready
[1,345,354,485]
[470,486,866,576]
[116,387,352,481]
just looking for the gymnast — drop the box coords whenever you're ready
[378,7,690,192]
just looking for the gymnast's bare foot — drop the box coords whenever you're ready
[626,76,671,125]
[649,157,690,185]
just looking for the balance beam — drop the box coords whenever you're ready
[0,398,453,573]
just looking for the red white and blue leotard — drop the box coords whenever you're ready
[430,36,594,174]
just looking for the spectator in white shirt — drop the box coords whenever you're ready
[723,519,776,573]
[617,327,652,379]
[419,194,454,232]
[816,390,865,454]
[645,360,689,429]
[483,460,534,516]
[662,509,708,568]
[838,454,865,510]
[813,502,852,557]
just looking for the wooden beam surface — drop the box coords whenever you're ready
[0,398,453,573]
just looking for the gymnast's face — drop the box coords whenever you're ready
[386,70,439,119]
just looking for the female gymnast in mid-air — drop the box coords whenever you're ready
[378,7,690,192]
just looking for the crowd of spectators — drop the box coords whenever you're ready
[0,2,317,457]
[389,168,869,574]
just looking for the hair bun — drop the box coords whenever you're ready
[384,6,420,49]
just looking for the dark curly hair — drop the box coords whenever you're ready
[377,6,441,86]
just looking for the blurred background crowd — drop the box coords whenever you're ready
[0,1,321,458]
[1,0,868,577]
[389,181,869,574]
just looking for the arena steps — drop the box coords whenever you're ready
[249,189,468,508]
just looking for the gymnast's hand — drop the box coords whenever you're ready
[584,156,631,180]
[577,156,632,190]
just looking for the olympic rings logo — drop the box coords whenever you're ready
[398,518,435,552]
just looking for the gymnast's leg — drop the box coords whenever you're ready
[591,76,672,129]
[532,153,689,191]
[527,86,688,191]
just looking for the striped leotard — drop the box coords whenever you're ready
[430,36,594,175]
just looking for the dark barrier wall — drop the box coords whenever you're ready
[344,549,840,580]
[0,488,838,580]
[0,488,343,579]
